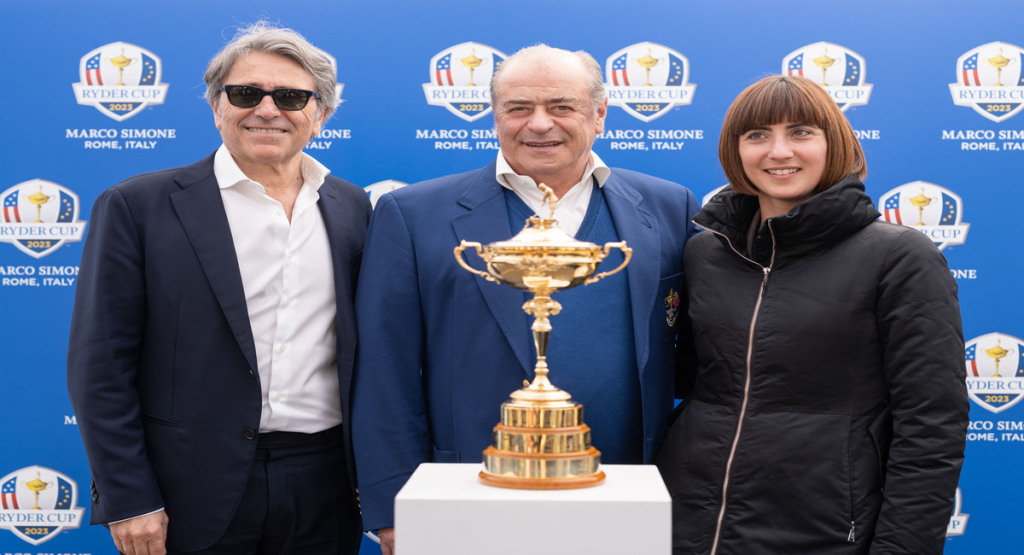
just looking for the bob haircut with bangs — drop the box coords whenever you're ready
[718,75,866,196]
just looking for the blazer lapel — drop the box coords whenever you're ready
[169,157,258,374]
[317,184,353,313]
[450,164,533,378]
[603,172,660,374]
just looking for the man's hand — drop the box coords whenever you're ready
[379,527,395,555]
[110,510,168,555]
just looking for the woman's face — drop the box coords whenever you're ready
[738,120,827,220]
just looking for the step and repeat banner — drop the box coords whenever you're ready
[1,0,1022,552]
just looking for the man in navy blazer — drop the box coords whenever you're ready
[67,24,368,555]
[352,44,700,554]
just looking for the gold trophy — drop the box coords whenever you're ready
[986,340,1012,378]
[813,49,836,86]
[460,49,484,87]
[907,187,934,226]
[987,49,1013,87]
[635,48,660,87]
[109,48,135,86]
[454,184,631,489]
[26,185,51,224]
[23,472,52,510]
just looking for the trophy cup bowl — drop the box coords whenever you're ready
[453,185,631,489]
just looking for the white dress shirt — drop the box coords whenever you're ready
[495,150,611,237]
[214,145,342,433]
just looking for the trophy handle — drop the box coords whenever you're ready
[454,241,499,283]
[585,241,632,285]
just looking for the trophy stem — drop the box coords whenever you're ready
[530,344,558,391]
[512,293,571,402]
[532,315,551,382]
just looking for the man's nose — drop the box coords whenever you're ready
[526,108,554,132]
[253,94,281,117]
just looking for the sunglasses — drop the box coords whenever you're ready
[219,85,320,111]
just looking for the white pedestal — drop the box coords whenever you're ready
[394,463,670,555]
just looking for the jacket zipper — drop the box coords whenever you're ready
[701,220,776,555]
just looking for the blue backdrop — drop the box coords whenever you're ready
[1,0,1021,552]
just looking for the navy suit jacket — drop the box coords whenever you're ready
[66,153,370,551]
[351,161,699,529]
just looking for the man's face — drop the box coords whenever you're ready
[211,52,326,172]
[493,58,606,188]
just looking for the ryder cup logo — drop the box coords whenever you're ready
[946,488,969,537]
[0,466,85,545]
[877,181,969,251]
[949,42,1024,122]
[965,332,1024,413]
[364,180,409,208]
[604,42,696,122]
[72,42,169,121]
[422,42,506,122]
[782,42,872,112]
[1,179,88,258]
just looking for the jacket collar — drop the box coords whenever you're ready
[603,172,659,374]
[696,175,881,266]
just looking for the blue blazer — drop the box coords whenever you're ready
[351,161,699,529]
[66,153,370,551]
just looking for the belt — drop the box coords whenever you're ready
[256,424,343,448]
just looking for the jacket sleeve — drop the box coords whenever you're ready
[870,229,968,553]
[351,193,430,530]
[66,186,165,524]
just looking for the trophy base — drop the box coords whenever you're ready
[479,469,606,490]
[480,445,605,489]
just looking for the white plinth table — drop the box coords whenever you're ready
[393,463,671,555]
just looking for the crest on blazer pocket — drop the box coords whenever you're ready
[664,288,680,327]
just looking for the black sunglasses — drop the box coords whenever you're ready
[219,85,320,111]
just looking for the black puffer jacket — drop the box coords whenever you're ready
[657,176,968,554]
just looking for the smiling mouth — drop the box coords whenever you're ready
[245,127,286,134]
[766,168,799,175]
[524,141,561,148]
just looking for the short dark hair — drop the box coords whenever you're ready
[718,75,866,196]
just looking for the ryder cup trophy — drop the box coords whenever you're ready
[454,183,631,489]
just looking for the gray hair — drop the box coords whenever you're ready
[204,22,338,119]
[490,44,607,112]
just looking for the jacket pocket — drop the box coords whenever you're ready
[141,412,179,427]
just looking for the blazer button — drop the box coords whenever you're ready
[243,429,257,440]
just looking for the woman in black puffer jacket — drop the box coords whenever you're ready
[656,75,968,554]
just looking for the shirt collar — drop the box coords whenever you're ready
[213,144,331,192]
[494,150,610,193]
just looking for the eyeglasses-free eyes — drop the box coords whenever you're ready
[219,85,320,111]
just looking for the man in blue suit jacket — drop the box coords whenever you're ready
[67,24,368,555]
[352,44,700,554]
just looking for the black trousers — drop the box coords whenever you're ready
[170,425,361,555]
